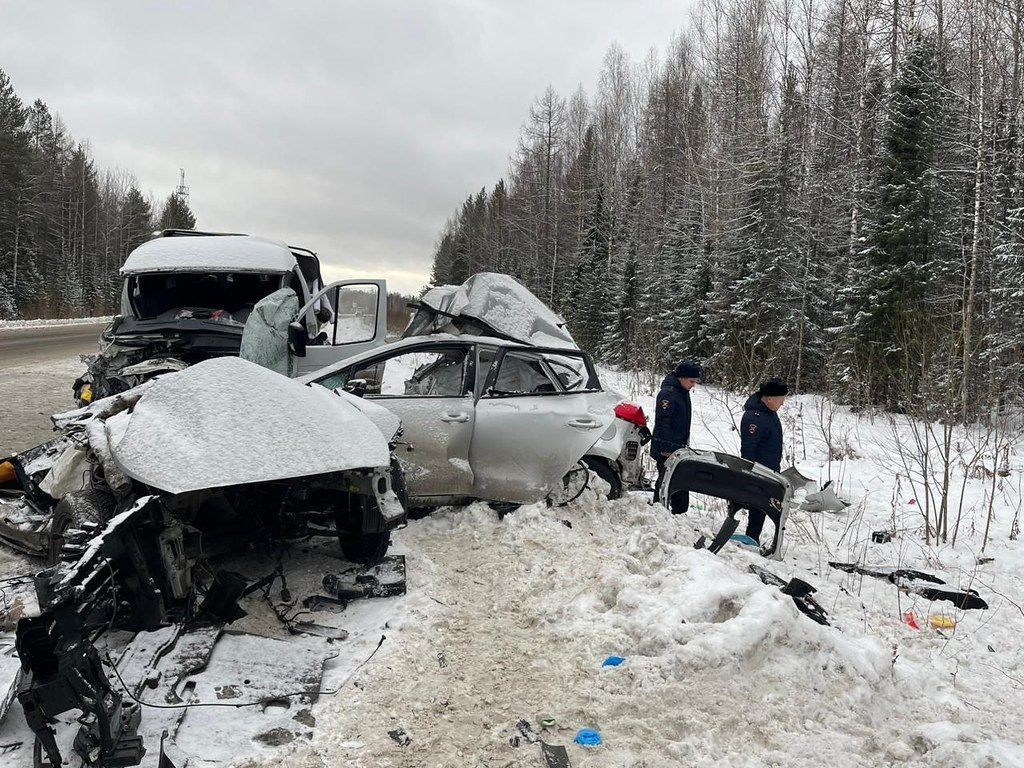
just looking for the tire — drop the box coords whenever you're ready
[47,488,116,564]
[340,529,391,563]
[582,457,623,500]
[336,491,391,564]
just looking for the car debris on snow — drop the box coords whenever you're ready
[749,564,831,626]
[829,561,989,610]
[0,357,409,767]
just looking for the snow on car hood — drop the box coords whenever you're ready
[120,235,296,275]
[101,357,392,494]
[406,273,577,349]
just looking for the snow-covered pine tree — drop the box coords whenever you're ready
[845,33,949,410]
[158,192,196,230]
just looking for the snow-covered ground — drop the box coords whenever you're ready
[2,364,1022,767]
[0,315,112,330]
[234,373,1024,767]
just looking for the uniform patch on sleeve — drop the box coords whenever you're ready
[661,399,670,410]
[748,423,758,435]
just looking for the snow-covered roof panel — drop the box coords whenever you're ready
[120,235,297,275]
[405,273,577,349]
[106,357,392,494]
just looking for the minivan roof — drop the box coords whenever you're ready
[121,234,297,275]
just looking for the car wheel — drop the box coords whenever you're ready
[582,457,622,500]
[47,488,116,564]
[337,492,391,564]
[340,529,391,563]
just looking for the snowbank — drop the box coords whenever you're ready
[0,315,112,330]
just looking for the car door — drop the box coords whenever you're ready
[469,347,615,504]
[293,279,388,375]
[313,342,477,499]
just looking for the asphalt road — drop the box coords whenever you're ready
[0,322,107,455]
[0,322,107,367]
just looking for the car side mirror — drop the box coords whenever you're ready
[288,322,307,358]
[343,378,368,397]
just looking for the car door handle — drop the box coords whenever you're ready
[567,418,602,429]
[441,412,470,423]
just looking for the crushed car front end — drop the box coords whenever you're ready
[2,357,407,766]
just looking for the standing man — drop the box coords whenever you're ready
[738,377,788,543]
[652,360,701,514]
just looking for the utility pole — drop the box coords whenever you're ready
[176,168,190,200]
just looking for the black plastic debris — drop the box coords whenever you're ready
[750,565,830,626]
[388,728,411,747]
[199,571,249,623]
[541,742,572,768]
[829,561,989,610]
[516,719,540,743]
[871,530,893,544]
[323,555,407,601]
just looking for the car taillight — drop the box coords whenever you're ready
[614,402,647,429]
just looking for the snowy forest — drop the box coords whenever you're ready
[0,68,196,321]
[430,0,1024,417]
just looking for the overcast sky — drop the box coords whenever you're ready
[2,1,688,294]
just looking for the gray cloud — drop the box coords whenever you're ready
[2,0,687,293]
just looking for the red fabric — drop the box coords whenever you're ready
[614,402,648,428]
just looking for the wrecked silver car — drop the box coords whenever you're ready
[0,357,406,766]
[301,335,648,507]
[293,273,652,504]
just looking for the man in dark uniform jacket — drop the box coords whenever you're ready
[652,360,701,514]
[738,377,788,542]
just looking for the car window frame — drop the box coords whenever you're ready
[313,341,477,399]
[479,346,602,399]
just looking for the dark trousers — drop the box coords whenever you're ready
[734,503,781,543]
[654,456,689,515]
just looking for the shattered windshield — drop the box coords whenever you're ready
[127,272,283,322]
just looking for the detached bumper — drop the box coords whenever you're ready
[660,448,794,560]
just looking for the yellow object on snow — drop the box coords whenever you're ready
[79,384,93,403]
[0,461,15,484]
[930,615,956,630]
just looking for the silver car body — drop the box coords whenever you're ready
[300,335,629,505]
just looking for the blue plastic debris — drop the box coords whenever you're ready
[574,728,602,747]
[729,534,760,548]
[602,655,625,667]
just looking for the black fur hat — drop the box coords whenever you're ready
[673,360,702,379]
[757,378,789,397]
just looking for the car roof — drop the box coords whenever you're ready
[121,234,297,275]
[297,334,539,384]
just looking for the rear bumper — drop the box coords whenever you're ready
[586,419,646,488]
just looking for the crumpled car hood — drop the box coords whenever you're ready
[405,273,577,349]
[64,357,393,494]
